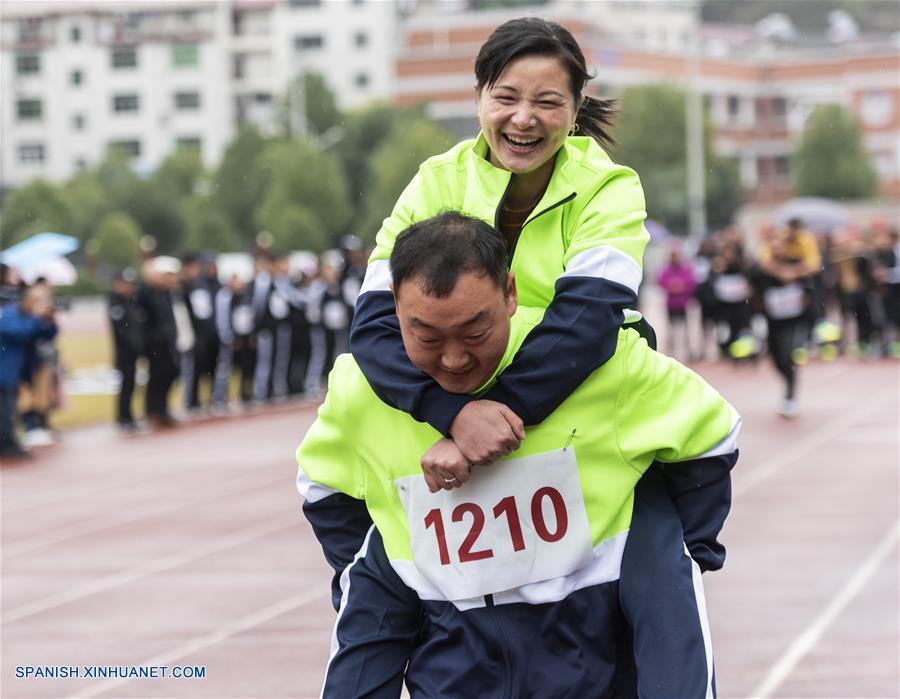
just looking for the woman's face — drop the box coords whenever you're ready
[476,54,578,178]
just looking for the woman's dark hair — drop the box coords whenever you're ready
[474,17,615,149]
[391,212,509,299]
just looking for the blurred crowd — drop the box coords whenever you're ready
[655,217,900,415]
[107,237,366,432]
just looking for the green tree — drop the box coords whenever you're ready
[61,173,115,244]
[793,104,877,199]
[184,199,242,252]
[256,138,352,250]
[279,71,342,138]
[212,126,270,245]
[357,117,457,240]
[262,205,329,252]
[153,149,205,201]
[91,212,142,267]
[613,85,743,233]
[71,150,186,254]
[0,180,73,247]
[337,102,426,230]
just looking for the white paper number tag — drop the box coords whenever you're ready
[394,448,593,601]
[713,274,750,303]
[763,284,805,319]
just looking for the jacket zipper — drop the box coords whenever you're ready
[507,192,576,265]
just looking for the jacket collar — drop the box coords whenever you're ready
[466,133,591,216]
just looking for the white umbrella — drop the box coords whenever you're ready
[774,197,851,235]
[19,256,78,286]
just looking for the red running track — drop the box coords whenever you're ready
[1,358,898,698]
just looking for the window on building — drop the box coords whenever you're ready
[354,31,368,48]
[18,143,45,164]
[174,91,201,110]
[113,94,140,112]
[73,114,86,130]
[18,18,42,42]
[771,97,787,118]
[773,155,790,179]
[176,137,202,153]
[294,34,324,50]
[727,95,740,119]
[71,25,81,42]
[289,0,321,7]
[71,69,83,86]
[75,158,87,171]
[352,0,365,5]
[172,43,199,67]
[254,92,272,103]
[354,72,369,88]
[861,90,895,128]
[109,140,141,158]
[16,99,42,120]
[16,54,40,75]
[111,47,137,69]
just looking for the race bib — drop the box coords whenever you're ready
[232,305,254,335]
[322,300,348,330]
[763,284,805,319]
[189,289,213,320]
[713,274,750,303]
[395,448,593,601]
[268,291,289,320]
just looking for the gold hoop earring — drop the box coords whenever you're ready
[569,123,580,135]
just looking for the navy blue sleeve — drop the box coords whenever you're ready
[302,493,374,611]
[351,277,636,432]
[485,276,636,424]
[657,450,738,573]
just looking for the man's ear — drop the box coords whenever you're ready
[505,271,518,316]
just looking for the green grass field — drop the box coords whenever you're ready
[55,331,122,429]
[54,331,219,430]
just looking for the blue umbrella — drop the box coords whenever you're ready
[1,232,79,269]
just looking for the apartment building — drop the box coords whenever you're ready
[395,6,900,203]
[0,0,396,189]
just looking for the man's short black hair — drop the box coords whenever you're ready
[390,212,509,298]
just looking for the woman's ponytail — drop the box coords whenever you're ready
[575,95,617,150]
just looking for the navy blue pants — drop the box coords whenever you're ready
[314,456,735,698]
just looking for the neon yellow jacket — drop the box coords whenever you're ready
[351,134,650,432]
[299,308,740,605]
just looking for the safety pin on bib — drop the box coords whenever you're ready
[563,429,577,451]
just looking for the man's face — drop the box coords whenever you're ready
[396,271,517,394]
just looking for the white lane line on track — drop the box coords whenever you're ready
[1,515,299,625]
[2,473,288,559]
[735,388,897,497]
[748,519,900,698]
[66,587,329,698]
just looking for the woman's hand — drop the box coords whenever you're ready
[449,400,525,465]
[421,439,471,492]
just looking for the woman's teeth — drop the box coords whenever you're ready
[504,135,540,147]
